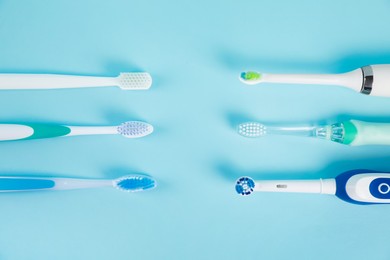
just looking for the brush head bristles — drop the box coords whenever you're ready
[237,122,266,137]
[239,71,262,84]
[114,175,156,192]
[117,121,154,138]
[235,176,255,196]
[118,72,152,90]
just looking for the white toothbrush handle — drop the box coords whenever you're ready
[369,65,390,97]
[264,68,363,92]
[0,74,118,89]
[254,179,336,194]
[0,177,112,192]
[347,120,390,146]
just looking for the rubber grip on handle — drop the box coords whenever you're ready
[0,178,55,191]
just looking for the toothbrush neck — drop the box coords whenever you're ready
[254,179,336,195]
[66,126,118,136]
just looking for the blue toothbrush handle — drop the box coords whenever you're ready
[0,177,55,192]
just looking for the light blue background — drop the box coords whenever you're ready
[0,0,390,259]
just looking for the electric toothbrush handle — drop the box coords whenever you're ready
[0,74,117,89]
[254,179,336,194]
[346,120,390,146]
[0,123,71,141]
[366,65,390,97]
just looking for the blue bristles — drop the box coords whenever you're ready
[115,175,156,192]
[235,176,255,196]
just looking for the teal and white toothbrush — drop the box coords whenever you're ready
[0,72,152,90]
[240,64,390,97]
[0,121,153,141]
[238,120,390,146]
[0,174,156,193]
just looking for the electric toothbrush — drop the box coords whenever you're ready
[238,120,390,146]
[240,64,390,97]
[235,170,390,204]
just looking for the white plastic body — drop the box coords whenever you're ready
[345,173,390,203]
[51,178,113,190]
[0,124,33,140]
[67,126,118,136]
[348,120,390,146]
[0,74,119,89]
[253,179,336,194]
[369,65,390,97]
[255,68,363,92]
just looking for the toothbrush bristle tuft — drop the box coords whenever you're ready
[235,176,255,196]
[117,121,154,138]
[115,175,156,192]
[118,72,152,90]
[237,122,266,137]
[240,71,262,82]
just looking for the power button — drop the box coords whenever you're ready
[378,183,390,194]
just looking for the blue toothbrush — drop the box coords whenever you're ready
[0,174,156,193]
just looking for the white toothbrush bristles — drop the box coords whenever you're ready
[117,121,154,138]
[118,72,152,90]
[237,122,266,137]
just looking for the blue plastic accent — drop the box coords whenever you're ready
[0,178,55,191]
[335,169,381,205]
[369,178,390,199]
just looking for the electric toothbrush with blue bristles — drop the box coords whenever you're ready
[235,170,390,205]
[0,174,156,193]
[240,64,390,97]
[0,121,153,141]
[238,120,390,146]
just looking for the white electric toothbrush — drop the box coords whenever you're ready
[0,121,153,141]
[240,64,390,97]
[238,120,390,146]
[235,170,390,204]
[0,72,152,90]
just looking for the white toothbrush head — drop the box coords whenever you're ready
[118,72,152,90]
[235,176,255,195]
[237,122,266,137]
[117,121,154,138]
[239,71,263,85]
[114,174,157,192]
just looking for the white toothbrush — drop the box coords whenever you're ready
[0,121,153,141]
[235,170,390,205]
[240,64,390,97]
[0,174,156,192]
[0,72,152,90]
[238,120,390,146]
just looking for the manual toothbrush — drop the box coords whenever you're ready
[0,121,153,141]
[0,174,156,193]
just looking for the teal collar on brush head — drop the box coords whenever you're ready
[340,121,358,145]
[22,124,71,140]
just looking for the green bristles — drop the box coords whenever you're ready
[240,71,262,81]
